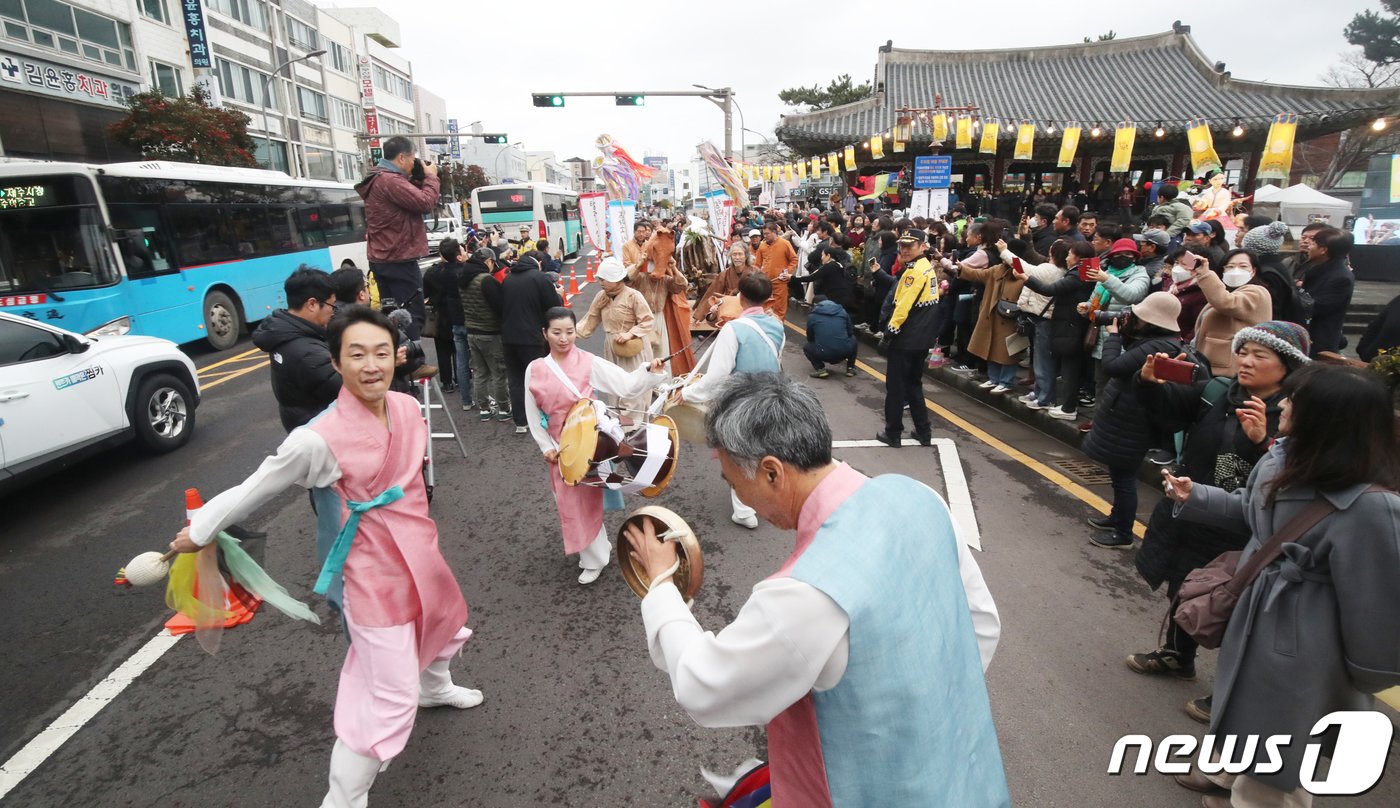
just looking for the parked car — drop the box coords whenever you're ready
[0,311,200,493]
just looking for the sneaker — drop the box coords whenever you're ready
[1126,649,1197,680]
[1184,695,1213,724]
[478,409,492,421]
[577,567,604,585]
[949,363,976,374]
[1086,514,1116,531]
[845,367,857,377]
[440,383,458,394]
[1147,448,1176,465]
[1026,399,1048,411]
[874,431,902,448]
[731,512,758,529]
[1078,392,1096,408]
[1077,420,1094,433]
[989,384,1010,395]
[1017,392,1037,404]
[978,379,997,389]
[514,425,528,435]
[1089,532,1135,549]
[496,410,514,422]
[1048,407,1078,420]
[810,368,830,379]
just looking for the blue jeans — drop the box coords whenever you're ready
[452,325,472,406]
[987,361,1018,387]
[1032,319,1059,405]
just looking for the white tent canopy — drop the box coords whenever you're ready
[1252,183,1353,231]
[1252,183,1282,203]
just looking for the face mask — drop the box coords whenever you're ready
[1107,255,1135,270]
[1171,267,1193,284]
[1222,268,1252,288]
[1028,216,1040,229]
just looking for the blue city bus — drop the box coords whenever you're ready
[470,182,582,257]
[0,161,367,349]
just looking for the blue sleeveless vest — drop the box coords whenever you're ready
[789,475,1010,807]
[732,314,784,374]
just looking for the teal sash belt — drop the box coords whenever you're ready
[314,485,404,595]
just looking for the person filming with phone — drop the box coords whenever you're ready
[1187,248,1272,378]
[1127,322,1308,725]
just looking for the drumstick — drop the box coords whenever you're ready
[662,331,716,363]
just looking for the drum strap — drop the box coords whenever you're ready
[730,316,781,361]
[543,355,585,399]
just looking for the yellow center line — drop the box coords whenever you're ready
[196,347,261,375]
[199,360,268,390]
[784,321,1143,536]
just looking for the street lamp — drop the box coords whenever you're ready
[494,141,524,182]
[260,49,326,172]
[693,83,739,159]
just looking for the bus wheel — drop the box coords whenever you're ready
[203,290,242,350]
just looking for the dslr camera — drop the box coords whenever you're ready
[1091,307,1134,327]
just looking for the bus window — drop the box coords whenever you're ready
[297,206,327,247]
[261,205,298,253]
[107,204,174,278]
[543,193,563,222]
[167,204,239,267]
[320,203,360,244]
[0,178,119,294]
[477,188,533,213]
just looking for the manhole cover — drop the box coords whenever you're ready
[1056,459,1111,485]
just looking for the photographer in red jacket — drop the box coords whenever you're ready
[356,135,440,339]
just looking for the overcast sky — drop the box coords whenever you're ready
[316,0,1378,170]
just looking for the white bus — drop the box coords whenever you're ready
[470,183,582,257]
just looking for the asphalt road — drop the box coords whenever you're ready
[1,263,1396,807]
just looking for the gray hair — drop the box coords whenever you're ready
[704,373,832,476]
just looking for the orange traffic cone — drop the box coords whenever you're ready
[164,487,262,635]
[568,267,581,296]
[585,255,595,283]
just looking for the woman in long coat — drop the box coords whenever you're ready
[957,239,1027,394]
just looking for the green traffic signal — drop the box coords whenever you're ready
[615,94,645,106]
[533,94,564,108]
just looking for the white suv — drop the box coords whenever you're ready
[0,311,200,493]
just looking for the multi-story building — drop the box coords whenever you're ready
[525,150,568,186]
[562,156,594,192]
[414,83,446,162]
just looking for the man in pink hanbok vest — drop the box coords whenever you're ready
[171,306,481,808]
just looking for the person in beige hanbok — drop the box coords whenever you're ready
[577,256,657,419]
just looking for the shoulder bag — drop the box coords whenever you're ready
[1174,495,1352,649]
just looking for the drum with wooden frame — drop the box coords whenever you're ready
[663,377,707,444]
[617,505,704,601]
[556,399,680,496]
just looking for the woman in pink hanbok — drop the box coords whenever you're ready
[524,306,668,584]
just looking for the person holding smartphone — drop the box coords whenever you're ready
[1190,249,1272,377]
[1128,321,1309,724]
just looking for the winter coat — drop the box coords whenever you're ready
[806,256,854,308]
[500,260,563,346]
[251,309,341,432]
[1254,253,1297,322]
[1192,271,1272,376]
[1357,293,1400,362]
[458,258,503,335]
[1014,260,1062,319]
[1088,263,1150,358]
[1166,279,1208,343]
[422,259,465,328]
[1135,379,1283,590]
[1030,225,1059,256]
[807,299,856,354]
[960,262,1026,365]
[1178,444,1400,791]
[1023,269,1092,356]
[355,164,440,263]
[1150,199,1194,236]
[1080,332,1184,469]
[1301,256,1354,355]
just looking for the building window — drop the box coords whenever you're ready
[149,60,181,96]
[285,16,317,51]
[305,146,335,181]
[337,152,361,182]
[3,0,136,71]
[206,0,266,31]
[328,40,352,74]
[331,98,359,130]
[251,136,288,173]
[296,86,327,123]
[371,64,411,100]
[215,57,273,107]
[139,0,167,24]
[378,115,412,135]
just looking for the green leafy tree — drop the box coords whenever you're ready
[1344,1,1400,66]
[1083,30,1117,43]
[656,198,673,211]
[778,74,872,111]
[107,85,256,166]
[439,162,490,202]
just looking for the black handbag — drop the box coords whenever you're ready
[994,299,1020,319]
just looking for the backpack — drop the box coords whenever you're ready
[1258,266,1314,324]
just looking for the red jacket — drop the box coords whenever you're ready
[356,166,440,263]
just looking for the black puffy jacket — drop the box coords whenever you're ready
[251,309,341,432]
[1080,332,1185,470]
[1024,269,1093,356]
[500,259,562,346]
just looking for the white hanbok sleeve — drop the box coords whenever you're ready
[640,578,850,728]
[956,537,1001,671]
[189,428,341,546]
[589,354,667,399]
[522,362,555,453]
[677,325,739,405]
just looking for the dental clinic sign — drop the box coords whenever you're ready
[1108,711,1393,795]
[181,0,212,69]
[0,49,137,109]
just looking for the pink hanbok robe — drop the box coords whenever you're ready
[525,346,666,555]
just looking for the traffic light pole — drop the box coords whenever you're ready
[528,89,736,159]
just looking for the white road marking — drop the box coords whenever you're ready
[830,438,983,551]
[0,631,185,800]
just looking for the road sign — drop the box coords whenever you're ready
[370,147,383,162]
[913,155,952,189]
[448,118,460,160]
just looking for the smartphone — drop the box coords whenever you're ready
[1155,357,1195,385]
[1011,256,1023,273]
[1178,251,1202,272]
[1079,256,1100,281]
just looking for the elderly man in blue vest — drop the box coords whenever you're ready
[627,372,1008,807]
[672,273,785,529]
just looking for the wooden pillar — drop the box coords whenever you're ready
[1078,154,1092,186]
[1243,148,1262,194]
[993,154,1005,192]
[1170,150,1185,180]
